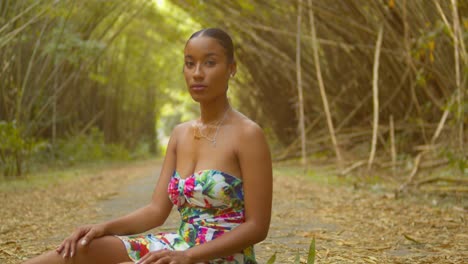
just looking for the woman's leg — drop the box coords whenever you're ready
[23,236,132,264]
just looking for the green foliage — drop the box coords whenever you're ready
[42,19,105,65]
[0,126,153,179]
[1,0,193,159]
[442,149,468,175]
[308,238,316,264]
[0,121,43,177]
[51,128,131,164]
[266,252,276,264]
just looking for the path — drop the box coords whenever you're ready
[96,165,467,263]
[97,165,181,233]
[1,161,466,263]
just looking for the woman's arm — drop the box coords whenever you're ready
[57,127,180,258]
[184,122,273,262]
[101,127,179,236]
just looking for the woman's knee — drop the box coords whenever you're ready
[22,250,65,264]
[23,236,129,264]
[74,236,130,263]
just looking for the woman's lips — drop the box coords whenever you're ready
[190,85,207,91]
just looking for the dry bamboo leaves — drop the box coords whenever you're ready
[1,162,466,263]
[255,171,467,263]
[0,161,159,263]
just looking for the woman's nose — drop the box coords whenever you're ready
[193,64,204,78]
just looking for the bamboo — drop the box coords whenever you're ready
[340,160,366,176]
[368,25,383,171]
[390,115,396,174]
[0,5,48,48]
[0,1,40,35]
[431,96,455,145]
[416,176,468,186]
[14,22,47,123]
[308,0,342,167]
[296,0,306,166]
[399,95,456,192]
[52,68,57,145]
[451,0,464,153]
[51,1,75,146]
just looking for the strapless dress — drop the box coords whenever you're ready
[118,169,257,263]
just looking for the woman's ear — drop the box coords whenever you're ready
[229,61,237,78]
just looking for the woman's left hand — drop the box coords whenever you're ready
[136,249,194,264]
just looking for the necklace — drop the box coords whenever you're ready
[193,107,230,146]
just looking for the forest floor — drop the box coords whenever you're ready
[0,159,466,263]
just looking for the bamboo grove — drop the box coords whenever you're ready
[0,0,190,176]
[0,0,466,180]
[172,0,467,178]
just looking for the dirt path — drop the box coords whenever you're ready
[1,160,466,263]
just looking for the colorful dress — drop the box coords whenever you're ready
[117,169,257,263]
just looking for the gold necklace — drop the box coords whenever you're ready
[193,107,230,146]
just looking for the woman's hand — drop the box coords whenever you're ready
[55,223,106,258]
[136,249,197,264]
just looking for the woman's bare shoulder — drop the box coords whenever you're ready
[171,120,195,136]
[232,111,265,140]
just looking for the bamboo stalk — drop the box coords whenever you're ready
[0,5,48,48]
[390,115,396,174]
[340,160,366,176]
[14,21,47,123]
[434,0,467,64]
[451,0,464,153]
[368,25,383,171]
[431,96,455,145]
[416,176,468,186]
[296,0,306,166]
[307,0,342,167]
[0,0,41,35]
[239,22,403,55]
[399,95,456,192]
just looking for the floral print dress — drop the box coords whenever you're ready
[117,169,257,263]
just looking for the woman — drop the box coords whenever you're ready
[24,28,272,264]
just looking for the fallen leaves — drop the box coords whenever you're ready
[0,160,160,263]
[255,172,467,263]
[1,162,466,263]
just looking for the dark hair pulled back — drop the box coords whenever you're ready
[188,28,234,63]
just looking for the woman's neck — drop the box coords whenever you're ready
[199,97,230,124]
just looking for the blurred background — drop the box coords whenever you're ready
[0,0,466,180]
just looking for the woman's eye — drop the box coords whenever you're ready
[205,60,216,66]
[185,61,194,67]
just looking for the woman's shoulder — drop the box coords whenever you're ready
[231,111,265,140]
[170,120,195,137]
[231,111,271,160]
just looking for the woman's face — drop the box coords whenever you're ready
[183,36,235,103]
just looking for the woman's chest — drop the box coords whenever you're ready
[175,128,241,179]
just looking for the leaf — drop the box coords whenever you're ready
[403,233,423,244]
[307,237,316,264]
[294,251,300,264]
[266,252,276,264]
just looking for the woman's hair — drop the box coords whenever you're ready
[188,28,235,63]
